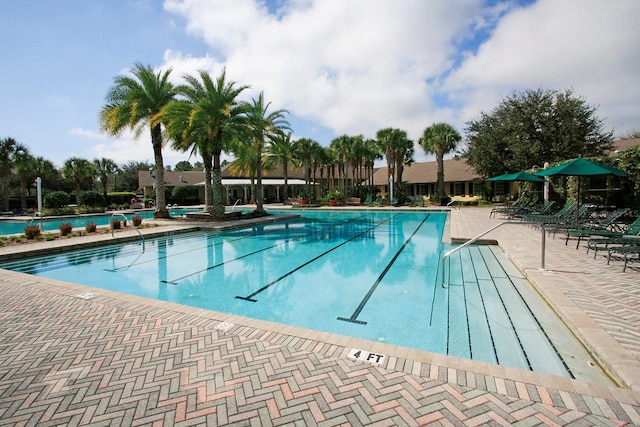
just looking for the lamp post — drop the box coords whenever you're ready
[532,163,550,206]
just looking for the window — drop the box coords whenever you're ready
[472,182,482,196]
[454,183,464,196]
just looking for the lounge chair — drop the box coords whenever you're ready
[490,195,527,218]
[607,243,640,272]
[586,214,640,258]
[519,200,577,227]
[564,208,630,248]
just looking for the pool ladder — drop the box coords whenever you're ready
[441,221,546,287]
[111,213,145,249]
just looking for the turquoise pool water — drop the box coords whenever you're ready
[0,207,199,236]
[0,210,571,377]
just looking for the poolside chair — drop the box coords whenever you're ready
[490,194,528,218]
[508,200,556,220]
[564,208,630,248]
[607,242,640,272]
[586,214,640,258]
[520,200,577,227]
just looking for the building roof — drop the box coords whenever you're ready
[138,165,308,189]
[610,138,640,155]
[371,158,483,186]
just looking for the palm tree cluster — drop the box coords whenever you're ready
[0,137,136,212]
[99,63,460,216]
[2,64,463,215]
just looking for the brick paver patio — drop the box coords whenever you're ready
[0,206,639,426]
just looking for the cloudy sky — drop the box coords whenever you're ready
[1,0,638,169]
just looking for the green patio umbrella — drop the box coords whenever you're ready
[534,157,627,178]
[536,157,627,222]
[487,171,545,182]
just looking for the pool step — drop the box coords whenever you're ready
[443,245,570,377]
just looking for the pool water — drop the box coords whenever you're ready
[0,208,199,236]
[0,210,572,377]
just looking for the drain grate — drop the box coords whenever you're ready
[76,292,97,300]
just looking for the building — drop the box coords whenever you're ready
[370,158,485,201]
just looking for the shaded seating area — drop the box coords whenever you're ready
[586,214,640,259]
[564,208,630,248]
[607,243,640,272]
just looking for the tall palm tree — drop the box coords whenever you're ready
[376,128,414,196]
[292,138,321,200]
[266,131,298,202]
[62,157,96,204]
[100,62,178,218]
[161,69,248,218]
[228,141,258,204]
[94,158,119,205]
[241,92,290,213]
[0,137,18,211]
[419,122,461,204]
[12,144,36,210]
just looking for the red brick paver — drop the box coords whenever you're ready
[0,207,639,426]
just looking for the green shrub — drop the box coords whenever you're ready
[24,226,41,239]
[78,190,104,207]
[171,186,190,204]
[42,207,76,216]
[44,191,71,209]
[86,222,97,233]
[45,234,57,241]
[59,222,73,236]
[107,192,137,206]
[132,215,143,226]
[111,219,121,230]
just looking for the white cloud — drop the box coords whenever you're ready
[445,0,640,134]
[162,0,486,141]
[159,0,640,157]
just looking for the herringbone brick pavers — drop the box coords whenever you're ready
[0,272,638,426]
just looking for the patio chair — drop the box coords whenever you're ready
[490,194,528,218]
[564,208,630,248]
[519,200,576,224]
[607,242,640,272]
[586,214,640,258]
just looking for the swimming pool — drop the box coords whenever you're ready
[0,210,573,377]
[0,207,199,236]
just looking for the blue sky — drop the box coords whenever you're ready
[1,0,638,169]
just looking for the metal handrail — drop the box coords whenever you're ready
[28,211,43,229]
[111,213,145,249]
[441,221,546,287]
[231,199,241,211]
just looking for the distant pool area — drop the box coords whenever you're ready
[0,207,200,236]
[0,209,594,378]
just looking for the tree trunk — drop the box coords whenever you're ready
[151,124,169,219]
[255,148,264,213]
[211,151,225,219]
[203,155,213,213]
[437,145,446,204]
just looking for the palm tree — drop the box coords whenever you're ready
[419,122,461,204]
[161,69,249,218]
[266,131,298,202]
[94,158,119,205]
[292,138,321,200]
[241,92,290,213]
[376,128,414,198]
[100,62,178,218]
[12,144,36,210]
[0,137,18,211]
[62,157,96,204]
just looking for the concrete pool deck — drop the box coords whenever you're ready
[0,206,639,425]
